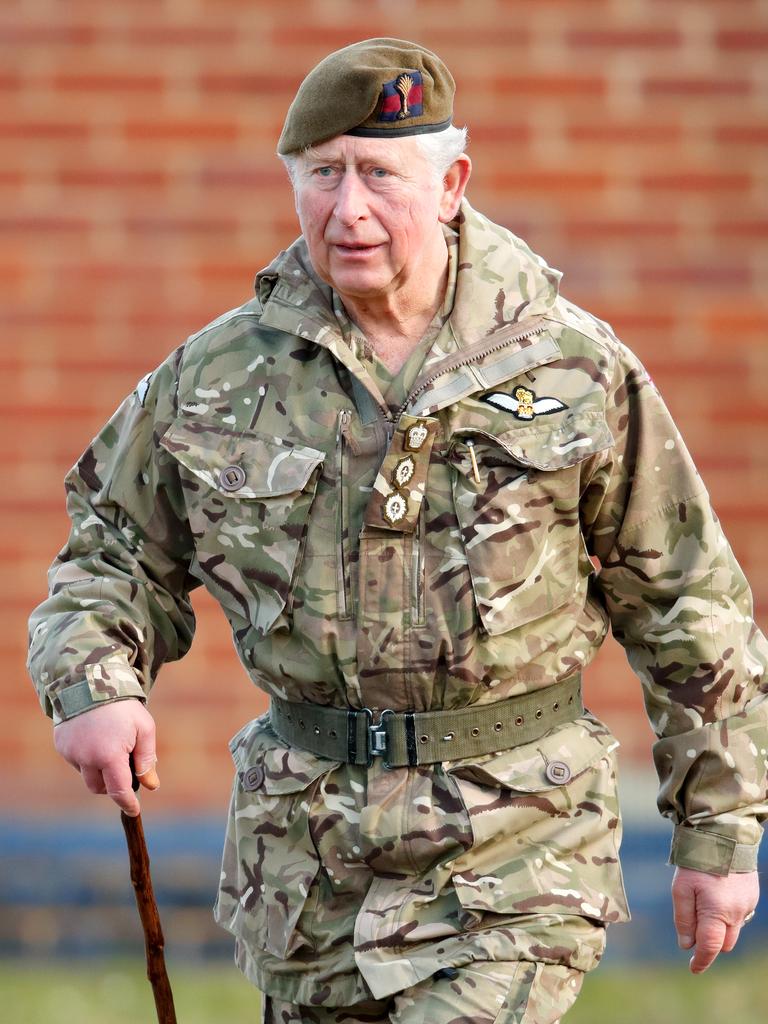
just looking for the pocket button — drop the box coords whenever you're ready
[545,760,572,785]
[219,465,247,491]
[242,764,265,791]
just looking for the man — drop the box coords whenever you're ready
[28,38,766,1024]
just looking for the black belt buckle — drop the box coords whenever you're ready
[365,708,395,768]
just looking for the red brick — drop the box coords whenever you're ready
[197,160,289,189]
[716,30,768,50]
[715,220,768,238]
[53,72,166,94]
[127,24,239,46]
[568,121,681,144]
[565,219,680,241]
[716,125,768,145]
[567,29,682,48]
[58,167,170,189]
[0,214,91,235]
[0,120,89,140]
[271,26,403,49]
[640,172,751,192]
[642,262,749,288]
[492,170,607,194]
[199,72,301,95]
[123,119,239,142]
[643,77,752,97]
[123,213,238,238]
[494,75,606,97]
[0,22,98,45]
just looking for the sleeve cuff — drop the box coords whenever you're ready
[669,825,760,876]
[51,659,147,724]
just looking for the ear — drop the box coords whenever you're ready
[438,155,472,223]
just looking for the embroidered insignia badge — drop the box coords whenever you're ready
[481,386,568,421]
[404,421,429,451]
[378,71,424,122]
[392,455,416,489]
[383,491,408,526]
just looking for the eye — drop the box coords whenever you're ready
[370,167,389,178]
[314,166,335,178]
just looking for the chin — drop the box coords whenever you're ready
[330,271,389,297]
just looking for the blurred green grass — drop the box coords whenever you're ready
[1,958,766,1023]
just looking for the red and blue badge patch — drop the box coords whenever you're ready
[378,71,424,122]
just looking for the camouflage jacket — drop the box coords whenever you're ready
[28,201,768,1003]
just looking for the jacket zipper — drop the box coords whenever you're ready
[411,505,426,626]
[395,316,548,422]
[336,410,356,619]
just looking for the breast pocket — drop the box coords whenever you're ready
[160,419,324,635]
[214,714,341,960]
[445,714,630,927]
[450,413,612,635]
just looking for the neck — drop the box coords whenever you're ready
[340,238,449,372]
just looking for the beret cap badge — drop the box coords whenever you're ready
[377,71,424,122]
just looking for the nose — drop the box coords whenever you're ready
[333,171,368,227]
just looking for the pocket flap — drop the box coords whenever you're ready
[229,714,340,794]
[160,419,324,497]
[455,411,613,472]
[446,714,619,792]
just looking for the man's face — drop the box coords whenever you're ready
[292,135,453,302]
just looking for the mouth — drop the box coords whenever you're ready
[332,242,383,256]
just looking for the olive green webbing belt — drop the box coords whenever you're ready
[269,673,582,768]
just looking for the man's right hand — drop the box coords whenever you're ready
[53,699,159,817]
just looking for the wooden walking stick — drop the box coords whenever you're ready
[121,757,178,1024]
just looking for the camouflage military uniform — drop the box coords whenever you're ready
[28,201,768,1016]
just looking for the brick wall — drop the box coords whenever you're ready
[3,0,767,814]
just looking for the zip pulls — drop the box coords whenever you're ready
[465,440,481,484]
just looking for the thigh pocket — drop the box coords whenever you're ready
[214,714,341,959]
[450,414,612,635]
[161,419,324,634]
[445,714,630,926]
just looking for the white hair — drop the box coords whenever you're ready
[280,124,468,188]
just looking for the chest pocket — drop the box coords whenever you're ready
[450,412,613,636]
[160,419,324,635]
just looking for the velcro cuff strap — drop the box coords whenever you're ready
[669,825,759,876]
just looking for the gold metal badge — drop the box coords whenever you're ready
[404,421,429,452]
[514,387,535,420]
[395,74,414,119]
[383,490,408,526]
[392,455,416,489]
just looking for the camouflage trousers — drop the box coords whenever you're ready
[262,960,583,1024]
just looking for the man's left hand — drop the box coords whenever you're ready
[672,866,759,973]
